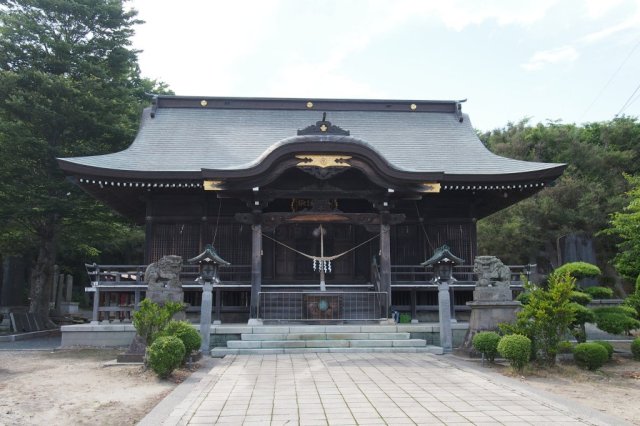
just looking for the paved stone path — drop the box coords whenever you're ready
[153,353,620,426]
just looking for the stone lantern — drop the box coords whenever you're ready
[188,244,230,352]
[421,245,464,353]
[188,244,230,282]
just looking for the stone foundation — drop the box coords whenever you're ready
[458,300,521,355]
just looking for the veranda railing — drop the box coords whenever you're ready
[82,262,532,323]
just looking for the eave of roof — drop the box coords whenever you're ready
[57,95,566,186]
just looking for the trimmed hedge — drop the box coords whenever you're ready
[592,341,614,360]
[582,286,614,299]
[497,334,531,372]
[570,302,596,325]
[553,262,601,280]
[595,313,640,335]
[594,306,640,335]
[570,291,593,306]
[573,343,608,370]
[399,313,412,324]
[162,321,202,362]
[632,337,640,361]
[472,331,501,362]
[557,340,574,354]
[147,336,185,378]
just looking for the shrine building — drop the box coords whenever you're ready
[58,96,565,325]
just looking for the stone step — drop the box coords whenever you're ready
[211,345,444,357]
[240,332,411,341]
[226,339,427,349]
[231,325,402,334]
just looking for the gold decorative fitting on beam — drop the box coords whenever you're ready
[420,182,441,193]
[296,154,352,169]
[306,101,314,108]
[410,103,417,110]
[203,180,223,191]
[200,100,208,107]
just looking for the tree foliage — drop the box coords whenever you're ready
[132,299,184,346]
[502,272,576,366]
[477,118,640,277]
[0,0,168,316]
[601,174,640,279]
[553,262,601,280]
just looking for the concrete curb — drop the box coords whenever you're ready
[0,329,60,342]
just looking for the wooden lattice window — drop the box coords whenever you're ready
[203,223,251,265]
[149,223,201,262]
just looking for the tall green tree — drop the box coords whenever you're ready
[477,118,640,275]
[601,174,640,279]
[0,0,157,317]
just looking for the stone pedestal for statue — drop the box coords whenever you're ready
[458,256,522,356]
[117,334,146,363]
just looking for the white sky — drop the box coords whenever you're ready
[129,0,640,131]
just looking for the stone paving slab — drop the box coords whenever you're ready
[143,353,628,426]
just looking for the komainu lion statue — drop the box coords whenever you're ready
[473,256,513,301]
[474,256,511,287]
[145,255,184,305]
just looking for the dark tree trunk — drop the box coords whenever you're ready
[28,230,56,319]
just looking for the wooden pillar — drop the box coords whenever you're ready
[379,222,391,315]
[250,223,262,319]
[134,290,141,310]
[144,216,153,264]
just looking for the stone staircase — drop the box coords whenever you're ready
[210,324,444,357]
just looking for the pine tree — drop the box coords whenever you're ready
[0,0,154,317]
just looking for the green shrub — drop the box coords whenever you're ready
[513,273,576,366]
[573,343,608,370]
[582,286,614,299]
[162,321,201,362]
[594,305,637,318]
[557,340,574,354]
[624,294,640,319]
[553,262,601,280]
[631,338,640,360]
[570,291,592,306]
[497,334,531,372]
[472,331,501,362]
[595,312,640,335]
[592,341,614,360]
[516,292,531,305]
[569,302,596,343]
[636,274,640,295]
[147,336,185,378]
[398,313,412,323]
[132,299,185,345]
